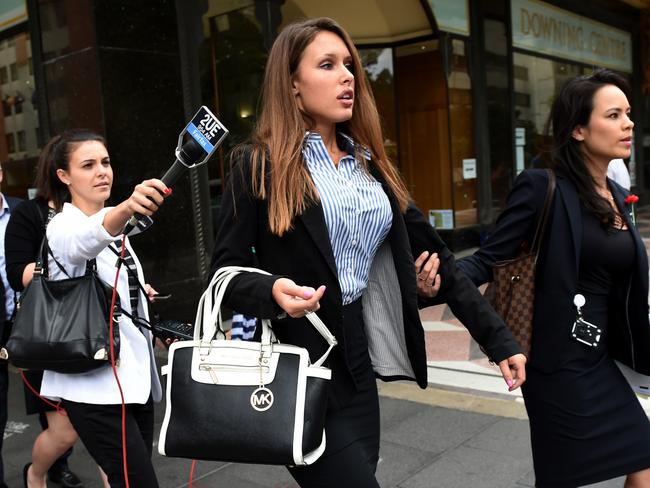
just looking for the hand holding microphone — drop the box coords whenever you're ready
[124,179,171,218]
[123,106,228,235]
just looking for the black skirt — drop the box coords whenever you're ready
[523,355,650,487]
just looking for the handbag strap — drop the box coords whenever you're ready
[34,236,96,279]
[199,266,338,367]
[530,168,556,262]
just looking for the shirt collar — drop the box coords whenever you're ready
[303,131,371,161]
[0,194,9,216]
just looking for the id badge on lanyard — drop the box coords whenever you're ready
[570,294,602,348]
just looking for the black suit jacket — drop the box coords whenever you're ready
[459,169,650,374]
[1,195,23,341]
[211,151,521,403]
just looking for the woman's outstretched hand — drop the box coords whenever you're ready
[272,278,326,318]
[498,353,527,391]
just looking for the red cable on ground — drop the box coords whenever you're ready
[108,236,130,488]
[189,460,197,487]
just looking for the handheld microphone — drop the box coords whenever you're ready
[123,106,228,234]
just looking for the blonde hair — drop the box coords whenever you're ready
[244,17,409,235]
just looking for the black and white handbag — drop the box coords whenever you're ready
[158,266,338,466]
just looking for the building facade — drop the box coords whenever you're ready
[1,0,649,319]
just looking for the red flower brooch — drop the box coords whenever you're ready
[625,194,639,226]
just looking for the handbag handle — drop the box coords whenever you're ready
[197,266,338,367]
[530,168,556,263]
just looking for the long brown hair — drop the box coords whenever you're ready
[244,17,409,235]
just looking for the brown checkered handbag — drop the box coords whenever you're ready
[484,169,556,357]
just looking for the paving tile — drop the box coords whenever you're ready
[399,445,532,488]
[425,330,471,361]
[380,396,428,431]
[214,462,295,487]
[419,304,445,322]
[464,417,532,461]
[376,440,439,487]
[382,405,498,454]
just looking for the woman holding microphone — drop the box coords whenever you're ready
[23,129,168,488]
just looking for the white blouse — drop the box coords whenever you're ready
[41,203,162,405]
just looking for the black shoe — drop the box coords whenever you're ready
[23,462,31,488]
[48,465,83,488]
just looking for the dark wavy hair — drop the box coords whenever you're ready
[548,68,631,227]
[34,129,106,211]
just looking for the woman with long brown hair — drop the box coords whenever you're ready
[211,17,526,487]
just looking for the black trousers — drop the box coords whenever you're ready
[63,397,158,488]
[288,299,381,488]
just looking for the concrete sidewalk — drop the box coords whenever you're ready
[0,375,635,488]
[0,368,627,488]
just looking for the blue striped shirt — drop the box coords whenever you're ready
[303,132,392,304]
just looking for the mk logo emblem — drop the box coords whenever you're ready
[250,387,274,412]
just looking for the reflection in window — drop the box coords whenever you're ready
[483,17,512,215]
[0,31,40,198]
[5,134,14,154]
[447,38,477,227]
[17,131,26,152]
[359,48,397,164]
[201,2,266,231]
[512,52,586,171]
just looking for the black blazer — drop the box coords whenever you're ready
[459,169,650,374]
[211,151,522,403]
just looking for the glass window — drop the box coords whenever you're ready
[483,17,512,215]
[512,52,588,171]
[17,131,26,152]
[394,39,452,223]
[448,38,477,227]
[359,48,397,164]
[0,32,40,198]
[0,66,7,85]
[5,133,14,153]
[200,2,265,231]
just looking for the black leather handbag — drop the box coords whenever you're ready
[158,266,337,466]
[0,237,120,374]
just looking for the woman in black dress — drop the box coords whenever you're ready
[459,69,650,487]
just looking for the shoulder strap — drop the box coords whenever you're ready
[37,236,97,280]
[531,168,556,260]
[106,242,148,300]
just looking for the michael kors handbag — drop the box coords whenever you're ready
[158,266,337,466]
[484,169,556,356]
